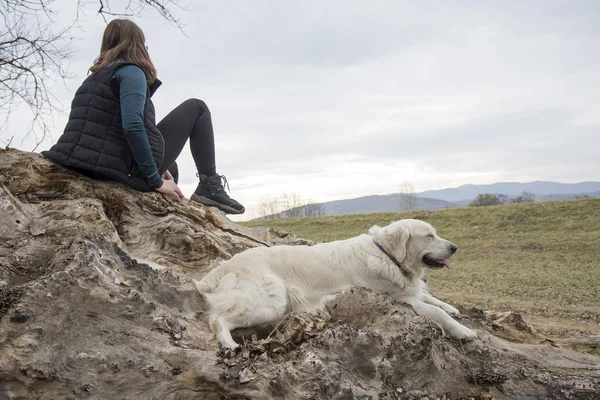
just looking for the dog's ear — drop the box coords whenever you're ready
[369,223,410,261]
[386,224,410,261]
[368,224,383,238]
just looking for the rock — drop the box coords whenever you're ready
[1,148,599,399]
[238,368,255,384]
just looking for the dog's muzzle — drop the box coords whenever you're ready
[422,254,451,269]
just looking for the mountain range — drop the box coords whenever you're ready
[284,181,600,218]
[417,181,600,203]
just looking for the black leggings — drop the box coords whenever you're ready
[156,98,217,184]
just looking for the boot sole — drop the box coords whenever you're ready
[190,194,245,215]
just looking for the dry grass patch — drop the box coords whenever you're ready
[243,198,600,335]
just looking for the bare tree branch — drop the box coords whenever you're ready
[0,1,73,146]
[94,0,187,31]
[2,135,14,149]
[0,0,186,148]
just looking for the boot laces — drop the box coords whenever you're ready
[198,173,230,193]
[218,175,230,192]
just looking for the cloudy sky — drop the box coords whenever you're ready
[5,0,599,220]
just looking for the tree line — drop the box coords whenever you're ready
[468,192,536,207]
[259,192,326,219]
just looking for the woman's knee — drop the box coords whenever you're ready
[182,98,210,115]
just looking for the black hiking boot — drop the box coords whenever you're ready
[191,174,245,215]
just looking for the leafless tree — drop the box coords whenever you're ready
[302,202,326,217]
[0,0,185,148]
[258,192,326,219]
[283,193,327,218]
[399,180,418,211]
[258,196,281,220]
[281,191,305,218]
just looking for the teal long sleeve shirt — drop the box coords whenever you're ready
[114,64,163,189]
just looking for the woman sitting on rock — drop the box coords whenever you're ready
[43,19,244,214]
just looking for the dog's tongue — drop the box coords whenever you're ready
[440,260,450,269]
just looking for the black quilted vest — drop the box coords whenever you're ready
[43,62,164,192]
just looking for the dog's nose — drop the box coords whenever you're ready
[450,244,457,254]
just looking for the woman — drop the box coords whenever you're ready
[43,19,244,214]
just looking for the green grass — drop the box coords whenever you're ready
[242,198,600,335]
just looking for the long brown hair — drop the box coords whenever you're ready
[90,19,157,84]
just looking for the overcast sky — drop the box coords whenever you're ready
[5,0,599,220]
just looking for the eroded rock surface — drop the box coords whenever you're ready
[0,148,599,400]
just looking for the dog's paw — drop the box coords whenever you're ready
[217,336,241,351]
[451,326,477,341]
[219,344,240,358]
[442,304,461,317]
[221,342,240,352]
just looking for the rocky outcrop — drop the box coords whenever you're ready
[0,148,599,400]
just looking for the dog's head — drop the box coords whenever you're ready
[369,219,457,272]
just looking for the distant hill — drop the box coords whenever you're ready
[255,194,455,220]
[322,194,456,215]
[257,181,600,219]
[418,181,600,203]
[537,191,600,201]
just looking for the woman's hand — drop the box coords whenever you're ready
[155,179,184,201]
[161,170,174,181]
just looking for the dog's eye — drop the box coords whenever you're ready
[426,234,434,239]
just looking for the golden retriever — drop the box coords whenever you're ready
[195,219,477,348]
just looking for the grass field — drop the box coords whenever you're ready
[243,198,600,335]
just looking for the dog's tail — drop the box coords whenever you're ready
[194,264,226,293]
[194,262,240,294]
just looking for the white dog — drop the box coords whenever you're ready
[195,219,477,349]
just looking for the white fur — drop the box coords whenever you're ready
[195,219,477,348]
